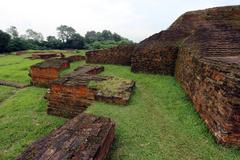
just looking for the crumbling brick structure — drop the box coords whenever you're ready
[16,113,115,160]
[31,52,60,59]
[46,65,105,118]
[64,55,85,63]
[47,65,135,118]
[29,59,70,87]
[86,44,136,65]
[131,5,240,146]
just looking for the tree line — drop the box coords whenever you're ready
[0,25,132,53]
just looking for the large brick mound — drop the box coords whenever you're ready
[131,5,240,146]
[16,113,115,160]
[29,59,70,87]
[86,44,136,65]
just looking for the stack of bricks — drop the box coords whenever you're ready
[29,59,70,87]
[16,113,115,160]
[86,44,136,66]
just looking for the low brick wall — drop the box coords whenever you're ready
[175,25,240,146]
[16,113,115,160]
[86,44,136,66]
[131,30,189,75]
[64,55,85,63]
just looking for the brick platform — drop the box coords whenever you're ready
[16,113,115,160]
[46,65,135,118]
[89,77,135,105]
[29,59,70,87]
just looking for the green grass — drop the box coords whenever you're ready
[0,87,65,160]
[0,53,240,160]
[0,54,41,84]
[0,86,16,103]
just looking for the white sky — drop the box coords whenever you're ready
[0,0,239,42]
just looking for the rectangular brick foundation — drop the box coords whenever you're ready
[47,65,106,118]
[29,59,70,87]
[16,113,115,160]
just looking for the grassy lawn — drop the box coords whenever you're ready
[0,54,41,84]
[0,52,239,159]
[0,86,16,103]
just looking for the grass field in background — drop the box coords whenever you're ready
[0,51,239,160]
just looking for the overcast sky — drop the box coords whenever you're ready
[0,0,239,42]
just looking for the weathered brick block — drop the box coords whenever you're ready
[29,59,70,87]
[16,113,115,160]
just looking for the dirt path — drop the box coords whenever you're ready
[0,80,30,88]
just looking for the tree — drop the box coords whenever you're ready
[7,38,29,52]
[23,29,44,42]
[46,36,63,49]
[85,31,97,43]
[6,26,19,39]
[112,33,122,41]
[0,30,11,53]
[57,25,76,42]
[66,33,85,49]
[101,30,113,40]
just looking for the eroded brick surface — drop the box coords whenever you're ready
[86,44,136,66]
[16,113,115,160]
[64,55,85,63]
[29,59,70,87]
[31,52,60,59]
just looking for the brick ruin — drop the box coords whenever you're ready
[86,44,136,65]
[89,77,135,105]
[46,65,135,119]
[31,52,61,59]
[130,6,240,146]
[29,59,70,87]
[64,55,86,63]
[16,113,115,160]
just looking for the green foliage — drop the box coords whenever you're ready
[65,33,85,49]
[87,40,133,50]
[57,25,76,42]
[6,26,19,39]
[0,30,11,53]
[2,26,132,53]
[85,30,133,50]
[22,29,44,42]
